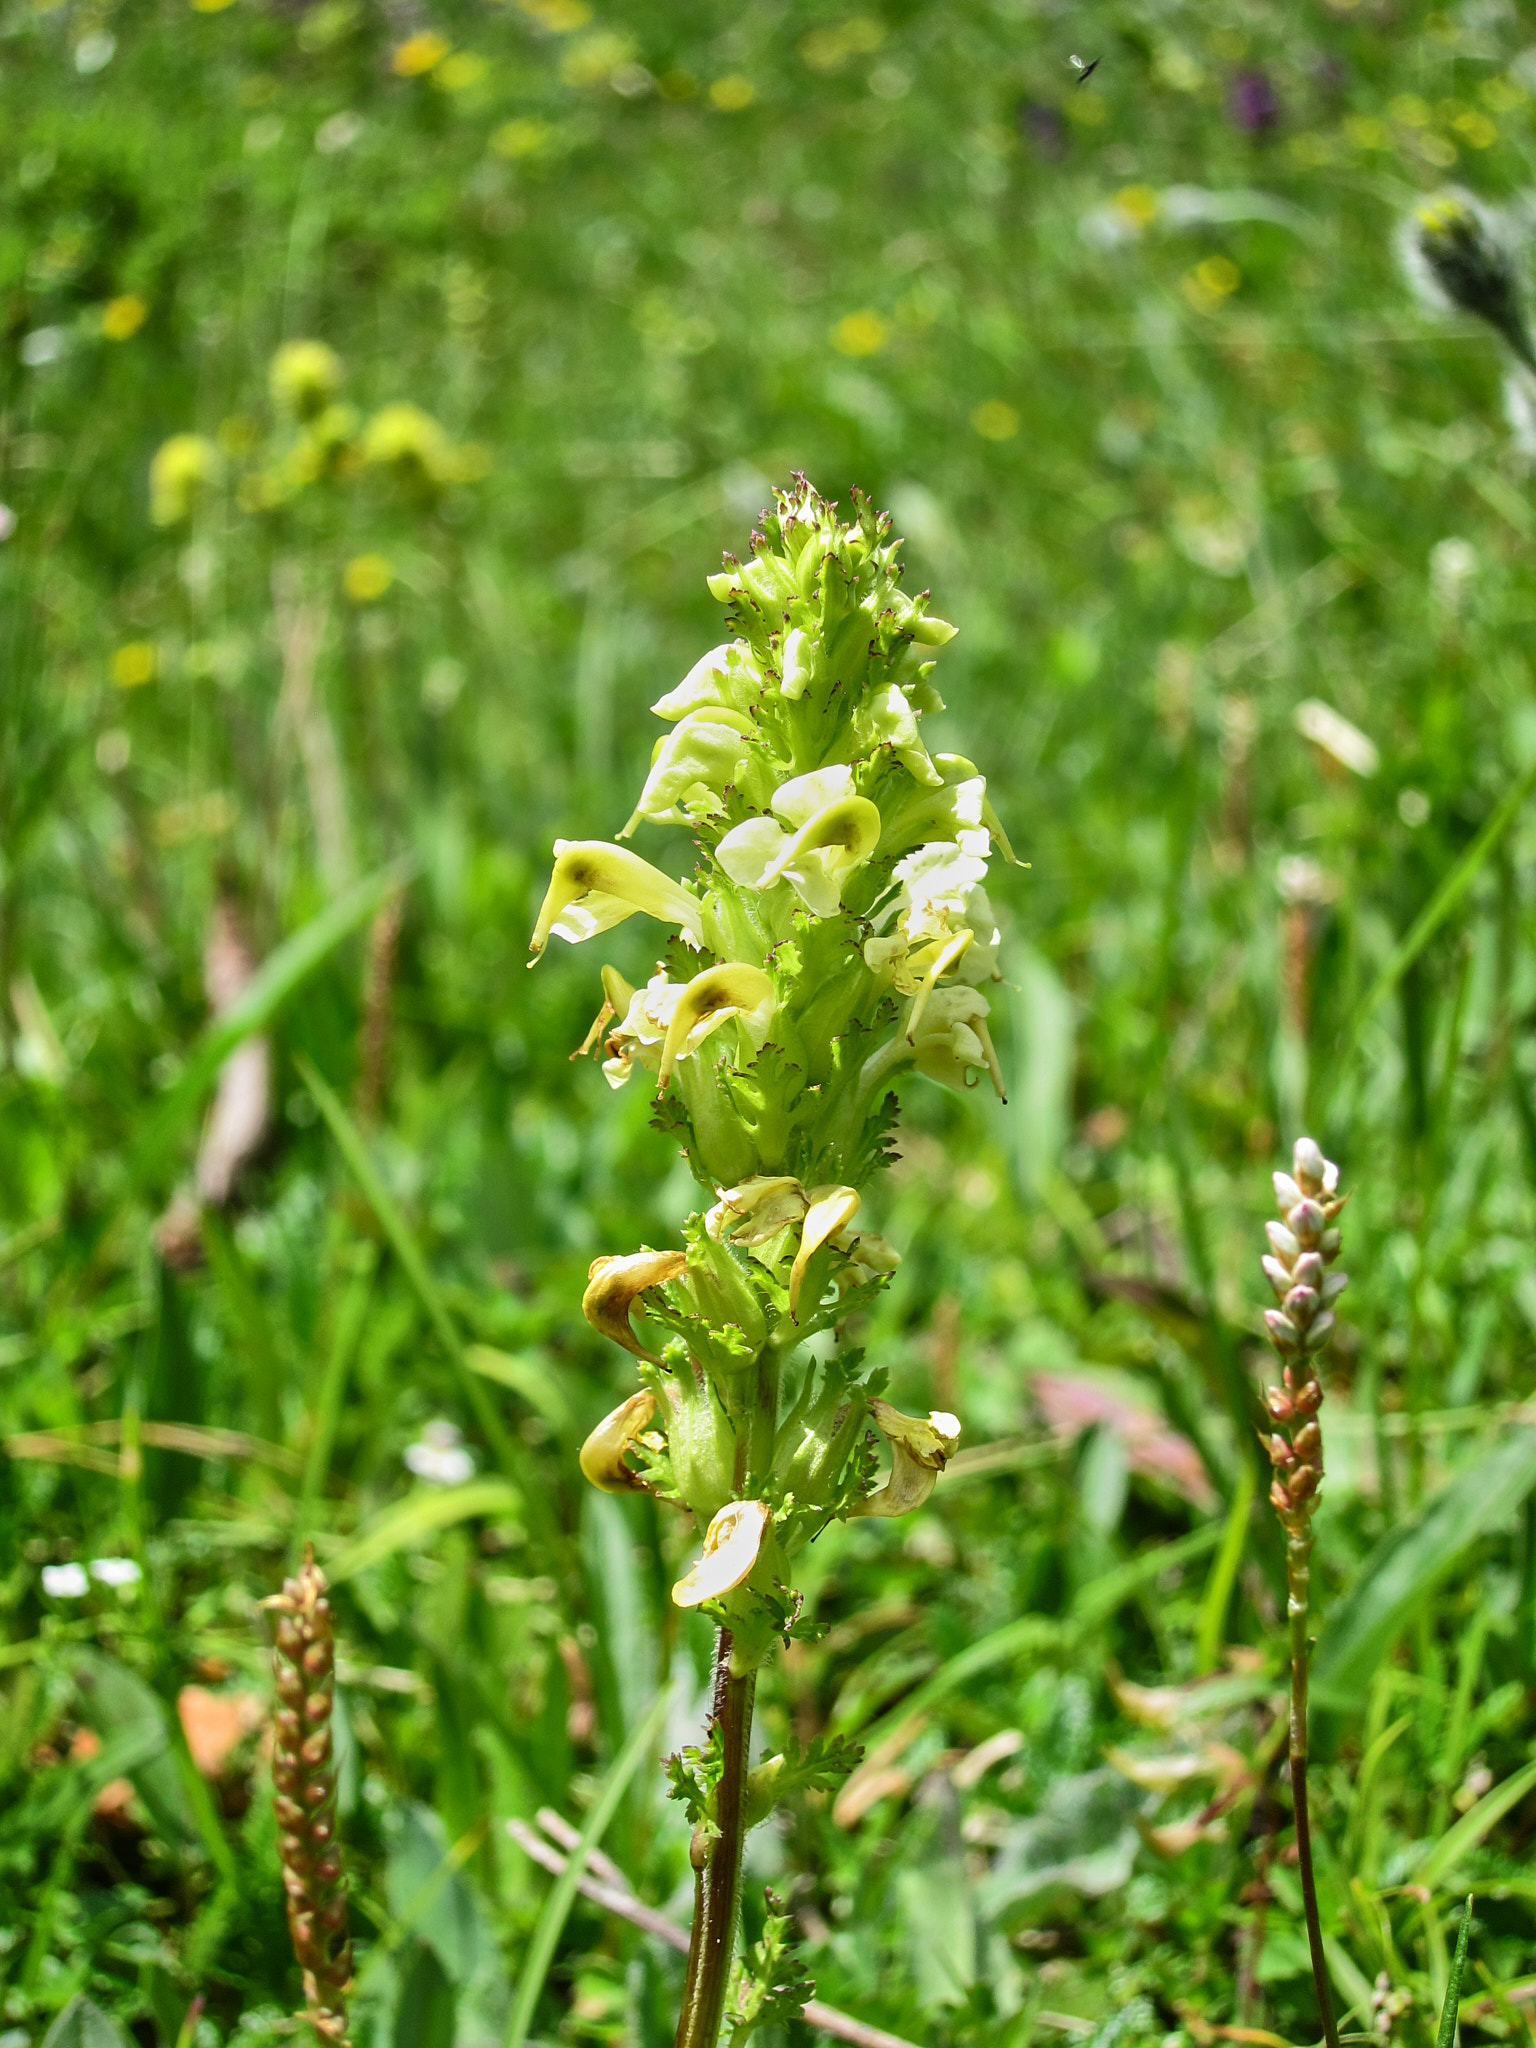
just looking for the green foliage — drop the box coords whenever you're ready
[4,0,1536,2042]
[723,1891,815,2046]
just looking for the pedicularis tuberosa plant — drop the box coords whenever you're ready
[529,477,1017,2047]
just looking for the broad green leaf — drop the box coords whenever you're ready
[41,1996,132,2048]
[1416,1762,1536,1891]
[1313,1431,1536,1708]
[324,1478,521,1583]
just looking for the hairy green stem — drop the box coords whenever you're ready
[1288,1531,1339,2048]
[675,1632,756,2048]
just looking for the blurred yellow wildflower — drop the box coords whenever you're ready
[343,554,394,603]
[490,116,553,158]
[111,642,158,690]
[1181,256,1241,313]
[1342,114,1389,149]
[359,402,456,485]
[1067,91,1107,125]
[799,17,883,72]
[560,32,633,86]
[972,400,1019,442]
[1480,77,1526,114]
[830,310,888,356]
[191,0,237,13]
[1453,110,1497,148]
[393,31,448,76]
[518,0,590,29]
[270,339,344,418]
[437,51,488,90]
[708,73,755,111]
[150,434,221,525]
[101,295,147,341]
[1389,93,1430,127]
[217,414,259,456]
[1115,185,1159,229]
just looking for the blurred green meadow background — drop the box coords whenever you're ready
[7,0,1536,2043]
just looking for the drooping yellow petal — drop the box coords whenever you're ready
[579,1391,656,1494]
[789,1184,861,1316]
[656,964,777,1089]
[903,929,974,1043]
[581,1248,687,1363]
[762,796,883,917]
[851,1399,961,1517]
[671,1498,772,1608]
[528,841,703,962]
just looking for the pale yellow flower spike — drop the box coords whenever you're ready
[581,1248,688,1362]
[656,964,777,1091]
[851,1398,961,1517]
[789,1185,862,1316]
[579,1391,658,1494]
[672,1499,772,1608]
[528,840,705,962]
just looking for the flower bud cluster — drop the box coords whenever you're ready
[1259,1137,1347,1537]
[266,1551,351,2047]
[536,480,1007,1679]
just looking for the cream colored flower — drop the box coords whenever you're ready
[706,1175,900,1315]
[579,1391,658,1493]
[789,1185,862,1315]
[581,1248,687,1362]
[529,841,704,960]
[851,1399,960,1517]
[656,964,776,1089]
[620,708,763,835]
[672,1498,772,1608]
[715,768,882,917]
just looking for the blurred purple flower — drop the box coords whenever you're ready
[1227,69,1280,135]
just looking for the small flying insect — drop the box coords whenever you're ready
[1069,53,1101,84]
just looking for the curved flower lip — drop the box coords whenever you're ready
[656,963,777,1090]
[789,1184,862,1316]
[579,1390,657,1494]
[618,708,761,838]
[672,1498,772,1608]
[581,1248,687,1362]
[528,841,704,962]
[851,1399,961,1518]
[651,640,759,721]
[716,796,882,919]
[706,1175,806,1245]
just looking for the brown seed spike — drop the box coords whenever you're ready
[269,1546,352,2048]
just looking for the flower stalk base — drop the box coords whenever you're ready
[675,1633,758,2048]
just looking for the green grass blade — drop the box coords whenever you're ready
[1313,1431,1536,1708]
[295,1053,520,1479]
[1436,1898,1475,2048]
[1196,1459,1255,1674]
[1416,1763,1536,1891]
[298,1245,377,1531]
[132,856,416,1188]
[504,1692,669,2048]
[1332,756,1536,1095]
[324,1478,521,1584]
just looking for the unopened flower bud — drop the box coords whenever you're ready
[1265,1386,1294,1422]
[1261,1254,1292,1297]
[1263,1433,1296,1467]
[1321,1270,1348,1305]
[1288,1464,1319,1503]
[1264,1309,1300,1350]
[1292,1136,1327,1193]
[1266,1221,1299,1264]
[1320,1227,1341,1258]
[1307,1310,1335,1347]
[1270,1478,1292,1513]
[1293,1421,1322,1459]
[1273,1171,1302,1210]
[1284,1285,1319,1325]
[1291,1251,1323,1290]
[1292,1376,1323,1414]
[1289,1199,1325,1247]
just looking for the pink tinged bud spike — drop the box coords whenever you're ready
[1265,1221,1299,1263]
[1273,1172,1302,1210]
[1293,1376,1323,1414]
[1265,1386,1294,1420]
[1283,1285,1319,1324]
[1308,1310,1336,1346]
[1321,1271,1348,1305]
[1270,1479,1292,1513]
[1292,1136,1326,1192]
[1293,1421,1322,1458]
[1261,1255,1292,1298]
[1264,1309,1300,1349]
[1289,1199,1325,1246]
[1289,1464,1319,1502]
[1291,1251,1323,1289]
[1263,1434,1296,1467]
[1320,1227,1342,1258]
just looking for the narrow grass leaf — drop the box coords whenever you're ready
[1314,1431,1536,1707]
[296,1053,520,1478]
[1436,1897,1475,2048]
[504,1693,669,2048]
[133,857,416,1186]
[325,1479,521,1584]
[1416,1763,1536,1891]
